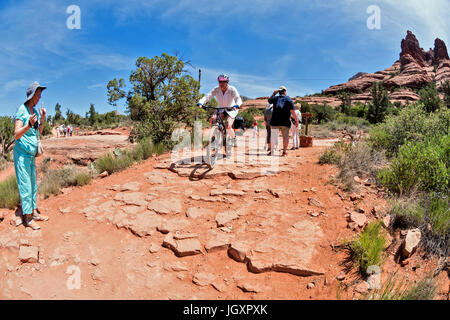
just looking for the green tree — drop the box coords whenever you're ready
[419,82,443,113]
[54,103,63,122]
[108,53,200,144]
[88,104,97,126]
[0,117,15,156]
[367,82,390,124]
[339,92,352,115]
[107,78,126,109]
[441,80,450,108]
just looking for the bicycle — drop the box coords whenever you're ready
[201,105,237,169]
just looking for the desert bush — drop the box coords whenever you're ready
[364,272,437,300]
[347,221,386,276]
[369,104,449,156]
[319,140,352,165]
[0,176,20,209]
[94,138,166,175]
[378,136,449,195]
[75,171,92,186]
[38,166,92,199]
[389,194,449,255]
[336,141,386,191]
[94,153,132,175]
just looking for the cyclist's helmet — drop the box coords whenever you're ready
[217,74,229,82]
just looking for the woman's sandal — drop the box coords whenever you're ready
[33,209,49,222]
[24,217,41,230]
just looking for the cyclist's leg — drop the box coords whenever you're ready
[225,116,235,139]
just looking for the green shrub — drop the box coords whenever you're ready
[369,104,449,156]
[319,148,342,165]
[311,103,336,124]
[378,136,449,195]
[319,140,352,165]
[0,175,20,209]
[348,221,386,276]
[239,109,256,128]
[419,82,444,113]
[75,172,92,186]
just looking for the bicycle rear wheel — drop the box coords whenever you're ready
[205,126,222,169]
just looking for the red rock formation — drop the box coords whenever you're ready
[320,31,450,98]
[433,38,450,64]
[400,30,427,67]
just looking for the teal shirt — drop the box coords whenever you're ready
[14,104,40,156]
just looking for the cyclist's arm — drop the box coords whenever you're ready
[232,87,243,109]
[198,88,216,106]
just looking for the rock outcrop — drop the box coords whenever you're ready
[319,31,450,105]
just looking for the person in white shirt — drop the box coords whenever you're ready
[291,105,302,149]
[197,74,242,145]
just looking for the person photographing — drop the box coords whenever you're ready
[267,86,299,156]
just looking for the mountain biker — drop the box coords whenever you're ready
[197,74,242,146]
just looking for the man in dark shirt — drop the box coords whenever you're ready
[268,86,299,156]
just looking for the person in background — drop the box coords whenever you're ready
[267,86,299,156]
[13,82,49,229]
[264,103,279,153]
[253,119,258,137]
[291,104,302,150]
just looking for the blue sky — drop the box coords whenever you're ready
[0,0,449,117]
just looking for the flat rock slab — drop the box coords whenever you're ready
[186,207,215,219]
[122,212,163,237]
[148,199,182,215]
[158,218,191,234]
[114,192,147,206]
[205,230,234,253]
[163,232,202,257]
[19,246,39,263]
[120,182,141,192]
[210,189,246,196]
[216,211,239,227]
[192,272,216,287]
[228,218,325,277]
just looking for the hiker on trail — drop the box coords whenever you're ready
[267,86,299,156]
[291,105,302,150]
[13,82,49,230]
[197,74,243,147]
[253,119,258,137]
[264,103,278,152]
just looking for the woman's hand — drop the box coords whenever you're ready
[29,114,38,127]
[39,107,47,122]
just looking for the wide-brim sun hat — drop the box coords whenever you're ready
[25,81,46,104]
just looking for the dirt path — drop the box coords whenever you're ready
[0,131,446,300]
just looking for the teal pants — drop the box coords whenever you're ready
[14,148,37,215]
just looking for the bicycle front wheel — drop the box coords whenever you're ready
[205,126,222,169]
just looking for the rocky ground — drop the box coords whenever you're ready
[0,130,448,300]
